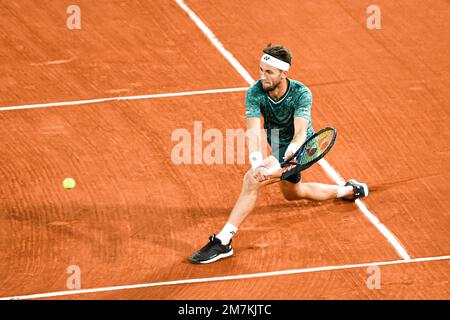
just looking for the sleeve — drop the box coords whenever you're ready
[293,88,313,121]
[245,87,261,118]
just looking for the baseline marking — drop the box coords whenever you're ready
[175,0,411,261]
[0,87,249,112]
[1,254,448,300]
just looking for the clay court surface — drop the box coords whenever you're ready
[0,0,449,300]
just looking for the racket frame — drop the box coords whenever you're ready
[267,127,337,175]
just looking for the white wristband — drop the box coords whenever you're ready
[249,151,263,170]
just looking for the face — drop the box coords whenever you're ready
[259,61,286,91]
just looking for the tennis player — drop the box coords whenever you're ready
[189,44,368,264]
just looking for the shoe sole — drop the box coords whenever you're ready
[190,249,234,264]
[348,179,369,198]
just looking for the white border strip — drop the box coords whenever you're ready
[0,87,249,112]
[1,255,448,300]
[175,0,411,261]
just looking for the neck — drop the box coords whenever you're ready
[268,78,289,101]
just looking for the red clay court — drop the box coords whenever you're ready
[0,0,449,299]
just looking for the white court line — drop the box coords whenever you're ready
[0,87,249,112]
[175,0,412,261]
[1,254,449,300]
[354,199,411,260]
[174,0,255,85]
[318,159,411,260]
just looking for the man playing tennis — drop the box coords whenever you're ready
[189,44,368,264]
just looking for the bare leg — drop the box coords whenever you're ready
[189,168,280,263]
[227,169,279,228]
[280,181,353,201]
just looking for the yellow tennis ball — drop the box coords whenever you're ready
[63,178,76,190]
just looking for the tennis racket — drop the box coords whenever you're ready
[266,127,337,178]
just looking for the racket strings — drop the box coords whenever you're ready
[297,131,334,165]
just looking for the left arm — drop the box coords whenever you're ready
[284,117,309,160]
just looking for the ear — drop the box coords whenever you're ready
[281,70,288,79]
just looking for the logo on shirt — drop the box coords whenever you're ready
[286,96,292,103]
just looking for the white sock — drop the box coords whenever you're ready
[336,186,353,198]
[216,223,238,245]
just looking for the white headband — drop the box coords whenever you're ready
[261,53,290,71]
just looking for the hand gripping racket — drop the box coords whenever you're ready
[266,127,337,179]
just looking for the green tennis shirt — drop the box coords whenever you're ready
[245,79,314,147]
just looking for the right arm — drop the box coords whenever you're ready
[245,85,272,181]
[246,118,272,181]
[246,117,261,158]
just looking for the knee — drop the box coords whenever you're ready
[281,183,303,201]
[243,170,262,191]
[282,191,299,201]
